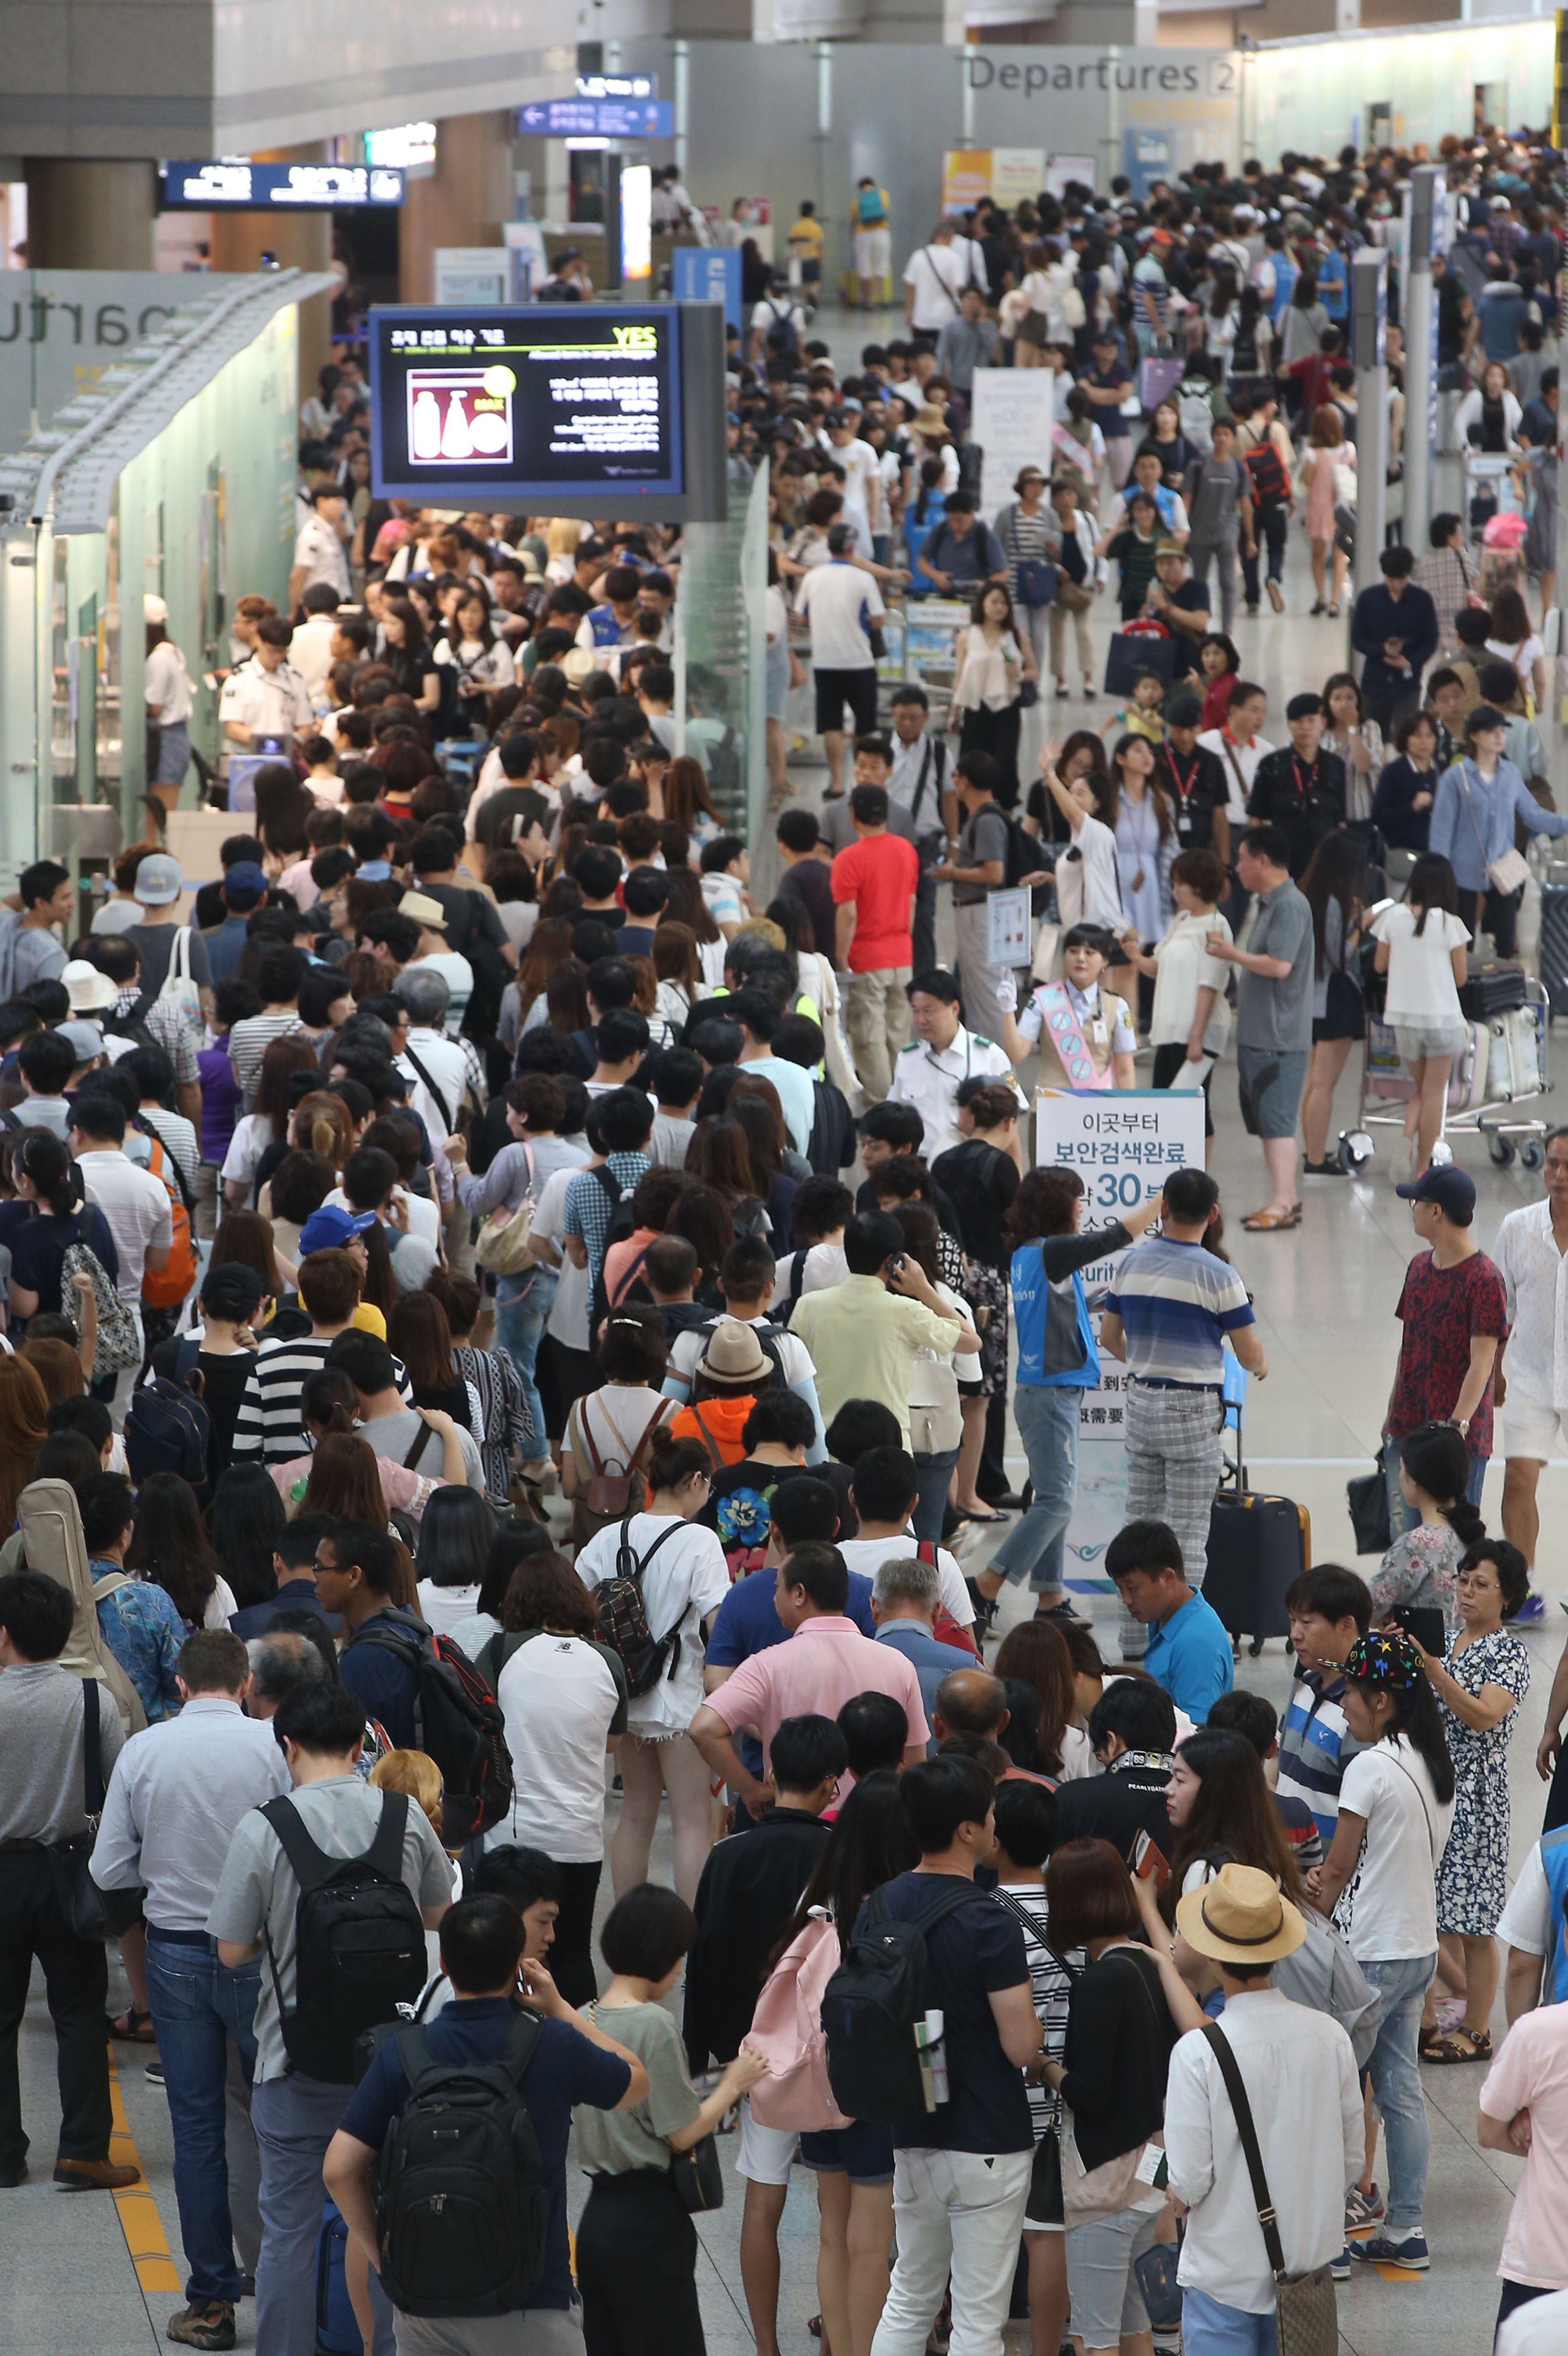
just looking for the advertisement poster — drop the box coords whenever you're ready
[990,148,1046,207]
[941,150,994,212]
[1033,1089,1207,1613]
[970,370,1057,527]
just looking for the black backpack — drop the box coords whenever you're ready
[123,1354,212,1493]
[588,1162,641,1336]
[689,1314,788,1406]
[821,1878,980,2129]
[344,1609,515,1845]
[375,2013,549,2318]
[594,1514,686,1698]
[259,1791,429,2083]
[762,298,799,359]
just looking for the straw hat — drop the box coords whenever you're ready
[1174,1863,1306,1968]
[398,891,447,931]
[692,1317,771,1389]
[911,404,949,437]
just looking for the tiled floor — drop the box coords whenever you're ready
[3,331,1563,2353]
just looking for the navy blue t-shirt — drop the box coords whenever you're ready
[706,1566,875,1776]
[338,1996,630,2309]
[855,1872,1034,2155]
[338,1610,423,1750]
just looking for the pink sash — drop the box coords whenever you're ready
[1037,983,1110,1091]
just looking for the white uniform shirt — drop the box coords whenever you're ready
[288,613,339,701]
[885,1024,1023,1161]
[1492,1198,1568,1411]
[144,641,193,727]
[293,512,351,600]
[218,656,315,742]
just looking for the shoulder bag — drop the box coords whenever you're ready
[1058,1947,1166,2224]
[474,1143,537,1276]
[47,1678,110,1942]
[1199,2023,1338,2356]
[1006,509,1057,612]
[1459,763,1529,898]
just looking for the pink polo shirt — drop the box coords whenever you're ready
[706,1614,929,1777]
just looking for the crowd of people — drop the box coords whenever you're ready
[1,114,1567,2356]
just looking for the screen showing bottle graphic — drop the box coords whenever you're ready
[405,365,516,467]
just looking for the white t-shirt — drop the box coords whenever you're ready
[1496,1839,1558,1955]
[416,1580,483,1637]
[575,1513,731,1734]
[835,1534,976,1630]
[1499,2290,1568,2356]
[414,952,475,1037]
[1199,728,1274,824]
[837,438,882,530]
[770,1243,849,1310]
[203,1577,239,1628]
[904,243,970,331]
[145,641,194,727]
[535,1165,591,1351]
[667,1319,817,1400]
[1335,1734,1454,1961]
[569,1383,676,1477]
[1151,910,1233,1049]
[1053,812,1124,931]
[796,562,885,671]
[486,1630,624,1862]
[1370,903,1469,1026]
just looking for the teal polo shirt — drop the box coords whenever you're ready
[1143,1588,1233,1722]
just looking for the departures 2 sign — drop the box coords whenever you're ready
[368,307,682,503]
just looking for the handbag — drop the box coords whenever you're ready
[1059,2106,1158,2225]
[473,1144,537,1276]
[1200,2023,1338,2356]
[1027,2124,1064,2224]
[1345,1449,1392,1555]
[1459,766,1530,897]
[47,1678,110,1942]
[670,2133,726,2214]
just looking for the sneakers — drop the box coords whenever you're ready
[1034,1599,1083,1622]
[1330,2249,1352,2282]
[167,2304,237,2350]
[1267,579,1285,613]
[1345,2182,1384,2232]
[1513,1592,1546,1625]
[144,2060,166,2088]
[1351,2231,1429,2271]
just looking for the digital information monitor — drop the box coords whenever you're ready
[368,305,681,505]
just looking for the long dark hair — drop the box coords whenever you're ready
[993,1619,1075,1777]
[1107,733,1174,843]
[518,918,575,1016]
[254,1037,323,1143]
[208,1463,289,1607]
[770,1769,919,1967]
[1301,831,1365,974]
[17,1129,78,1219]
[125,1469,221,1624]
[387,1291,457,1395]
[1343,1648,1457,1806]
[1406,852,1459,939]
[1164,1728,1303,1919]
[685,1116,761,1204]
[1397,1420,1486,1548]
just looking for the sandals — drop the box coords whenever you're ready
[1242,1204,1303,1233]
[1422,2027,1492,2064]
[108,2007,156,2043]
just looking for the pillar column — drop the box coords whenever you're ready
[207,144,332,406]
[24,160,155,269]
[399,112,515,304]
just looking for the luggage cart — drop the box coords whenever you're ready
[1338,994,1551,1174]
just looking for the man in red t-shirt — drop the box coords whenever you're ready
[1384,1162,1509,1539]
[833,767,920,1101]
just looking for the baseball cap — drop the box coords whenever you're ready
[58,1019,105,1063]
[1394,1164,1476,1224]
[399,891,448,931]
[144,594,168,625]
[134,853,183,906]
[298,1205,378,1256]
[62,958,119,1012]
[223,860,267,895]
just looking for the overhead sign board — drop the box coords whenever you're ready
[515,100,674,138]
[369,304,683,504]
[159,162,405,209]
[577,73,657,98]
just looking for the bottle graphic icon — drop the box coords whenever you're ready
[411,388,441,459]
[441,394,474,459]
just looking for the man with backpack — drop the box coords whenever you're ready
[830,1754,1043,2356]
[312,1521,429,1751]
[662,1236,829,1459]
[564,1088,654,1309]
[207,1680,455,2356]
[68,1090,173,1418]
[1236,386,1295,614]
[324,1331,484,1490]
[929,751,1015,1055]
[323,1893,647,2356]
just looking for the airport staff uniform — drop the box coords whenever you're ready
[885,1023,1024,1161]
[218,657,315,745]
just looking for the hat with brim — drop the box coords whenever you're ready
[1155,539,1187,560]
[912,404,949,437]
[399,891,447,931]
[561,646,599,685]
[694,1316,771,1388]
[298,1205,378,1256]
[62,958,119,1012]
[1175,1863,1306,1968]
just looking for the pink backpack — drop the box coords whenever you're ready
[745,1914,851,2133]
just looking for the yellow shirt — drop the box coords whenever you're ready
[789,217,825,260]
[352,1302,388,1338]
[790,1274,959,1448]
[1114,705,1166,744]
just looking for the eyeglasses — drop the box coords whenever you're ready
[1456,1573,1500,1594]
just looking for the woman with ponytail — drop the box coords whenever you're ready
[1309,1630,1456,2269]
[270,1366,465,1522]
[1369,1421,1485,1634]
[7,1129,119,1325]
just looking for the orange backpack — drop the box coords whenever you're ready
[138,1127,198,1309]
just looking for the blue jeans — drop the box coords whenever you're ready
[1182,2288,1278,2354]
[987,1383,1081,1594]
[911,1445,960,1545]
[1361,1951,1438,2236]
[1386,1445,1486,1541]
[496,1266,556,1458]
[143,1930,261,2305]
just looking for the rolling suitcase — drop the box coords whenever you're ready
[1459,961,1527,1019]
[1202,1400,1309,1650]
[1540,874,1568,1019]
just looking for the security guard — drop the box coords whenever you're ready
[218,617,315,748]
[886,965,1025,1162]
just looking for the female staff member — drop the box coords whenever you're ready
[144,593,194,812]
[574,1434,730,1905]
[1309,1630,1457,2272]
[575,1884,770,2356]
[1413,1538,1531,2064]
[972,1168,1159,1627]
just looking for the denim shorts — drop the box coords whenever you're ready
[798,2119,895,2185]
[1065,2202,1160,2346]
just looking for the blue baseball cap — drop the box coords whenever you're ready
[298,1205,377,1256]
[223,860,267,895]
[1394,1164,1475,1225]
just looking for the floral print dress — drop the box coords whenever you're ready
[1436,1626,1531,1936]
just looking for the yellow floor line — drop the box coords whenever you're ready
[106,2044,182,2295]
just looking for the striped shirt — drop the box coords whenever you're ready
[140,1105,200,1193]
[229,1011,307,1109]
[1275,1671,1365,1843]
[1104,1235,1254,1387]
[229,1331,411,1464]
[990,1883,1081,2139]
